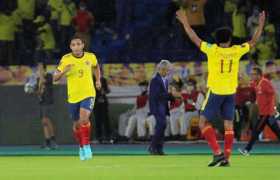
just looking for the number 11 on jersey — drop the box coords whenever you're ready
[221,59,233,73]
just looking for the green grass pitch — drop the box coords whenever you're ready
[0,155,279,180]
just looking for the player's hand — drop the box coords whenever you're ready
[176,9,188,25]
[258,11,266,27]
[96,80,102,90]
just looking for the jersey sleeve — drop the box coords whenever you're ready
[200,41,215,55]
[90,53,98,67]
[235,43,250,57]
[57,57,67,72]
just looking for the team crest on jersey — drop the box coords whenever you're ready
[85,60,91,66]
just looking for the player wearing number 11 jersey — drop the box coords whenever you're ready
[53,35,101,161]
[176,9,266,166]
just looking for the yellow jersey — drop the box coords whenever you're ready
[57,52,98,103]
[200,41,250,95]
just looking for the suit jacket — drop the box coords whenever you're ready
[149,73,171,117]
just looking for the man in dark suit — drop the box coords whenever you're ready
[149,60,172,155]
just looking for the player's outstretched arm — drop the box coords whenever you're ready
[176,9,202,48]
[94,63,102,90]
[248,11,265,48]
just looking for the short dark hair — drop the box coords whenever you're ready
[70,34,85,44]
[215,27,232,44]
[252,67,263,75]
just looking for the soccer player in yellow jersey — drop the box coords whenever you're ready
[176,9,265,166]
[53,35,101,160]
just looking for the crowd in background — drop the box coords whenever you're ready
[0,0,279,66]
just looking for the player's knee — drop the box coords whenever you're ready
[224,120,233,131]
[199,116,207,130]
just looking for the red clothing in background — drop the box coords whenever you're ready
[235,86,256,106]
[251,77,276,116]
[72,10,94,32]
[136,94,148,109]
[182,91,199,111]
[170,98,183,110]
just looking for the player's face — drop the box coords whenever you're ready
[70,39,84,56]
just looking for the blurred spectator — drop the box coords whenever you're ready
[48,0,63,49]
[272,69,280,106]
[125,81,153,140]
[247,7,259,37]
[72,2,94,50]
[16,0,36,65]
[235,76,256,140]
[0,10,19,65]
[232,3,247,44]
[224,0,237,26]
[169,83,185,139]
[183,0,207,41]
[93,75,111,143]
[183,0,207,26]
[59,0,76,54]
[17,0,35,21]
[182,79,200,139]
[37,63,58,150]
[34,16,55,64]
[254,24,278,61]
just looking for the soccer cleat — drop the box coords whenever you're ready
[83,144,93,160]
[219,159,230,167]
[208,153,225,167]
[238,148,250,156]
[79,147,86,161]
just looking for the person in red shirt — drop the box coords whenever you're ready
[182,80,200,137]
[239,67,280,155]
[72,2,94,50]
[169,84,185,139]
[235,77,256,140]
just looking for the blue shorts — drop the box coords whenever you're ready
[201,90,235,121]
[68,97,95,121]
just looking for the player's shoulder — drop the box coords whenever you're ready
[84,52,97,58]
[61,53,72,60]
[231,42,250,49]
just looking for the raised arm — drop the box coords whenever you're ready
[248,11,266,48]
[176,9,202,48]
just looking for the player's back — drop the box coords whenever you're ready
[200,41,250,95]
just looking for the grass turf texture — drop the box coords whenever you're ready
[0,155,278,180]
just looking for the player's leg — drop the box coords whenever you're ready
[79,98,95,160]
[200,91,224,166]
[220,95,235,166]
[239,116,268,155]
[267,116,280,140]
[69,102,85,160]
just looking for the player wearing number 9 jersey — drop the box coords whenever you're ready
[176,9,266,166]
[54,35,101,161]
